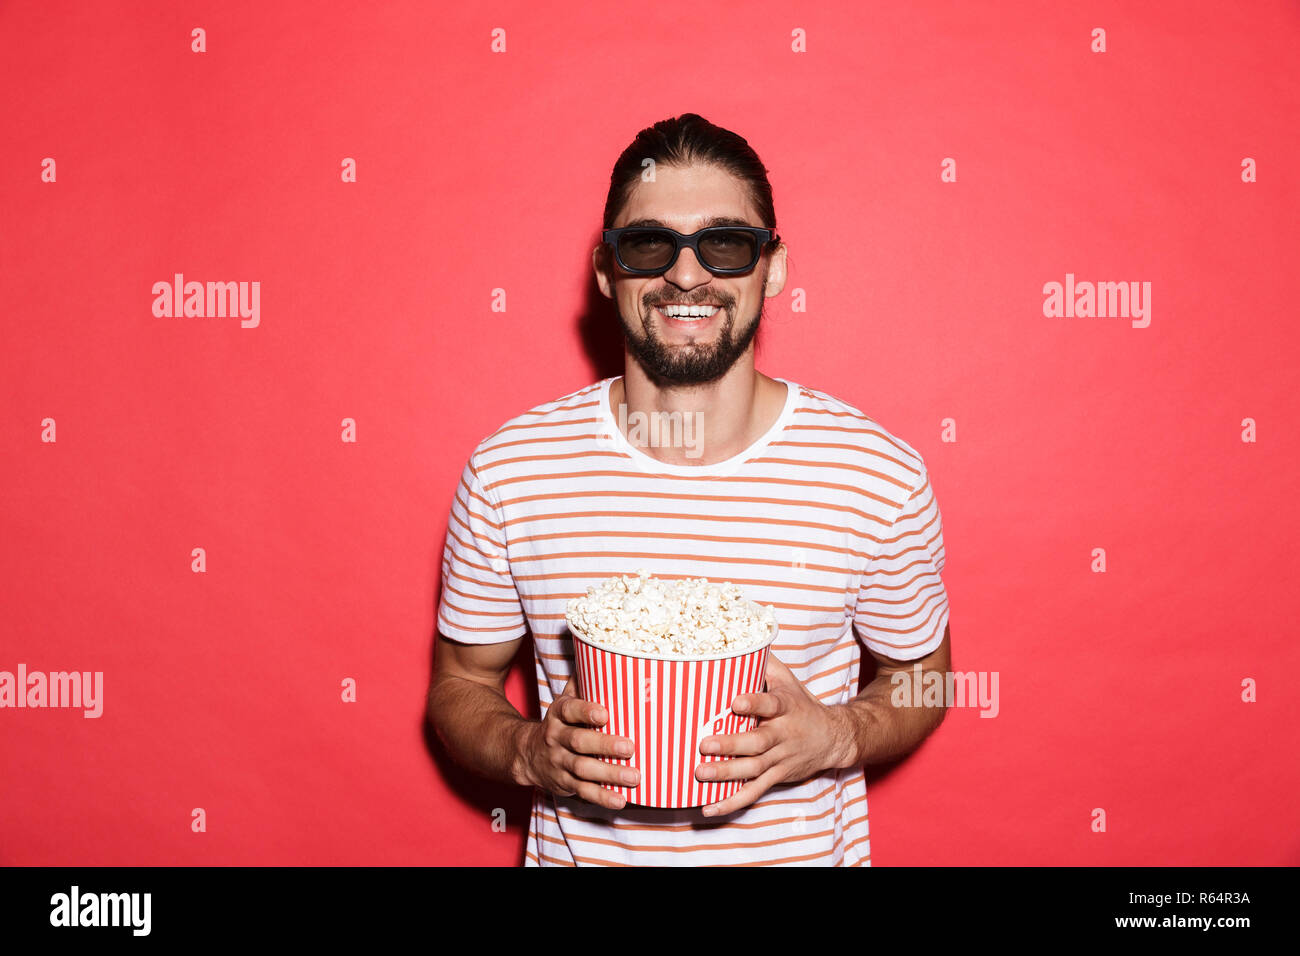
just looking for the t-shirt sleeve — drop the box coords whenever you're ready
[853,462,950,661]
[435,455,528,644]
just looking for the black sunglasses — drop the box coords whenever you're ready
[602,225,779,276]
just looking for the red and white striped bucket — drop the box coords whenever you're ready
[571,619,777,809]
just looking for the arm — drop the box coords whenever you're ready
[426,630,534,787]
[427,630,640,807]
[827,622,951,769]
[694,622,952,817]
[833,461,952,768]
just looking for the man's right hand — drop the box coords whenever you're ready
[517,677,639,810]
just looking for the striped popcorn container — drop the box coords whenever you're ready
[571,618,778,809]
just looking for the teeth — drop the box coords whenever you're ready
[660,304,719,318]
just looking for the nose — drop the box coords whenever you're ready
[662,245,714,293]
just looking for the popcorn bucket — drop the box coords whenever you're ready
[571,619,778,809]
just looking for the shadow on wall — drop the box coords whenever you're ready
[419,258,622,865]
[421,629,540,865]
[578,241,627,382]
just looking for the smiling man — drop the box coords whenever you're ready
[427,113,952,866]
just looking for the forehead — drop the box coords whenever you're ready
[614,162,762,230]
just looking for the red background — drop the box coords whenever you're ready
[2,0,1297,865]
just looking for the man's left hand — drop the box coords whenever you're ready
[695,653,853,817]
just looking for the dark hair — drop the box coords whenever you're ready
[602,113,778,234]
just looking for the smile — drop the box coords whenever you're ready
[657,303,720,318]
[653,304,722,328]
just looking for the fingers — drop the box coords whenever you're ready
[541,741,637,810]
[544,709,632,756]
[557,696,602,726]
[699,727,772,758]
[566,725,635,759]
[730,691,783,719]
[555,758,637,810]
[696,753,766,784]
[573,777,629,810]
[556,679,610,728]
[539,731,638,809]
[569,753,639,790]
[701,764,783,818]
[549,676,640,810]
[557,725,638,790]
[551,766,624,810]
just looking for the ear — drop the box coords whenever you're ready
[762,241,788,299]
[593,244,614,299]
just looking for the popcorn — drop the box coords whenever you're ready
[566,569,777,659]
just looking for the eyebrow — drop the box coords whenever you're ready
[620,216,757,229]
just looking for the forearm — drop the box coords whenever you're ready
[427,675,537,787]
[828,666,947,769]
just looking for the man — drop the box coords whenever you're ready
[427,113,952,866]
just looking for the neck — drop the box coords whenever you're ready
[610,352,786,466]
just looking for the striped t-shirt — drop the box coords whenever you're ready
[436,376,950,866]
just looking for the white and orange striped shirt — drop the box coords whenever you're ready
[436,376,950,866]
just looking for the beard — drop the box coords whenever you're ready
[620,295,763,386]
